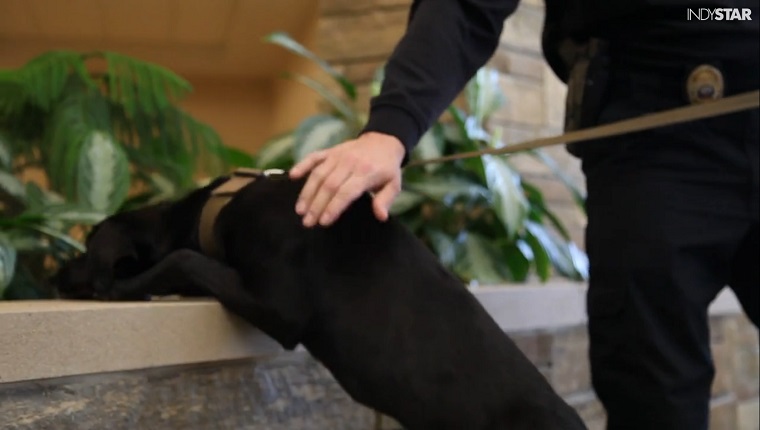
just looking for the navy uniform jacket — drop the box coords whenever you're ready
[360,0,759,158]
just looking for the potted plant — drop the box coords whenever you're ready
[255,33,588,286]
[0,50,251,299]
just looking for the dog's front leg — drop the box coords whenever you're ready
[109,249,303,348]
[107,249,235,299]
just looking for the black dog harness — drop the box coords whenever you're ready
[198,168,286,260]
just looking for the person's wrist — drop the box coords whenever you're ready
[361,131,406,164]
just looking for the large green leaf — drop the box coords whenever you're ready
[502,239,533,282]
[265,32,357,101]
[562,241,589,280]
[44,91,112,200]
[23,182,64,213]
[530,149,587,214]
[454,232,511,286]
[412,124,445,172]
[445,106,490,147]
[442,106,488,181]
[465,67,506,125]
[524,220,589,281]
[524,224,552,282]
[425,228,458,268]
[0,132,12,169]
[104,51,192,116]
[293,115,351,162]
[406,175,489,204]
[0,70,27,117]
[0,234,18,294]
[521,180,572,241]
[6,232,47,253]
[256,132,296,169]
[13,51,94,110]
[45,99,89,199]
[44,204,107,225]
[285,73,358,125]
[77,130,130,214]
[1,263,52,300]
[0,171,25,200]
[390,190,425,216]
[26,223,85,253]
[482,155,529,238]
[223,146,255,168]
[370,66,385,97]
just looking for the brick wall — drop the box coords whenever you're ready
[511,314,760,430]
[316,0,587,248]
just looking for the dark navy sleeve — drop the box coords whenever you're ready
[360,0,521,160]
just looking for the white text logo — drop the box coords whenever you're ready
[687,8,753,20]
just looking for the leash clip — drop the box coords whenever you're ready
[263,168,286,177]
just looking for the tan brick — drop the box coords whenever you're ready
[737,398,759,430]
[337,60,386,84]
[493,75,544,126]
[565,391,607,430]
[550,327,592,395]
[321,0,412,14]
[500,2,544,53]
[512,332,554,367]
[733,315,760,400]
[510,152,553,176]
[317,9,408,61]
[711,395,739,430]
[355,83,374,114]
[543,62,568,128]
[522,175,578,205]
[545,204,587,248]
[712,334,735,397]
[541,145,583,182]
[487,48,544,80]
[522,0,545,7]
[490,123,541,145]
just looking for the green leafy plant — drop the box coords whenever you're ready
[258,32,588,286]
[0,51,250,299]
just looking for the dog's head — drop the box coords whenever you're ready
[52,177,229,299]
[53,203,171,299]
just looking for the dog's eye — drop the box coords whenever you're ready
[113,256,142,279]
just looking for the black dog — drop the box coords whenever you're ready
[54,173,587,430]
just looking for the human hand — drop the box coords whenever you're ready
[289,132,406,227]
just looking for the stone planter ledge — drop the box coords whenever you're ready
[0,281,744,385]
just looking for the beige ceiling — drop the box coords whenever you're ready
[0,0,320,79]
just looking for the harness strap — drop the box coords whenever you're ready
[198,168,285,260]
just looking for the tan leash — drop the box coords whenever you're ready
[198,90,759,257]
[404,89,759,168]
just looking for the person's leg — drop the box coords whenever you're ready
[728,109,759,327]
[582,146,751,430]
[728,222,759,327]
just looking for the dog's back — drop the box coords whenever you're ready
[218,178,587,429]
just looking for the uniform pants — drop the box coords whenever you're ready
[576,59,759,430]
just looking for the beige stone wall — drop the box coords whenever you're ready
[316,0,586,248]
[511,314,760,430]
[2,313,755,430]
